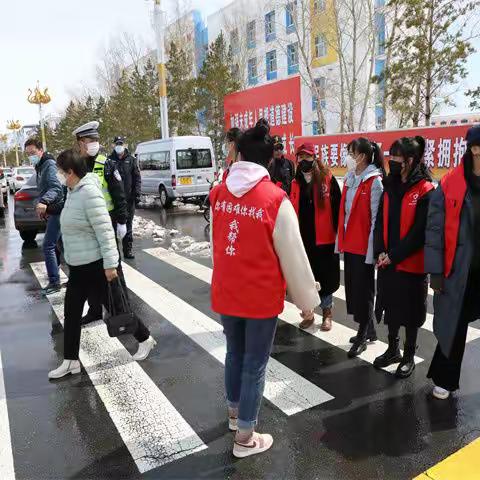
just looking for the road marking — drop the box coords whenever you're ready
[121,263,334,415]
[0,351,15,480]
[30,262,206,473]
[339,260,480,343]
[413,437,480,480]
[143,248,423,372]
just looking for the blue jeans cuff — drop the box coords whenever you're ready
[237,418,257,430]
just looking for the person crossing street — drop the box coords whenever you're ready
[108,136,141,259]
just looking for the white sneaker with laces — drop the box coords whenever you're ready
[48,360,81,379]
[233,432,274,458]
[433,385,450,400]
[133,336,157,361]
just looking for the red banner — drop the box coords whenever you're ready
[295,125,473,178]
[224,76,302,154]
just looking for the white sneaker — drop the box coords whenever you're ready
[233,432,274,458]
[433,385,451,400]
[133,336,157,361]
[48,360,81,379]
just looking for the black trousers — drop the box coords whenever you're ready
[122,202,135,254]
[344,252,376,340]
[64,260,150,360]
[387,324,418,352]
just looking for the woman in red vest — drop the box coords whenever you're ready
[425,125,480,399]
[210,120,320,457]
[373,136,434,378]
[337,138,384,358]
[290,142,341,331]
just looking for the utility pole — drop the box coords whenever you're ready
[153,0,169,139]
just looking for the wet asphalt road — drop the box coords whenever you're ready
[1,193,480,480]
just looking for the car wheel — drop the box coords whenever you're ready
[20,230,37,242]
[159,186,172,209]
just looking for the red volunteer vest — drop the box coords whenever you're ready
[210,178,287,318]
[441,163,468,278]
[289,175,336,245]
[337,175,381,256]
[383,179,434,274]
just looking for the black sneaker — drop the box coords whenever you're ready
[124,251,135,260]
[81,312,102,326]
[42,282,61,296]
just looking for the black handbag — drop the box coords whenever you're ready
[105,279,138,337]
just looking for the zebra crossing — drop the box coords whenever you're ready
[22,248,480,476]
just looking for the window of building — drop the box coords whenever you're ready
[247,20,256,49]
[461,119,469,124]
[312,77,326,111]
[313,0,326,13]
[440,121,447,126]
[375,0,385,7]
[286,2,297,34]
[451,120,458,125]
[266,50,277,80]
[230,28,239,54]
[312,121,319,135]
[248,58,258,86]
[231,63,240,78]
[375,106,384,130]
[287,43,299,75]
[265,11,276,42]
[314,34,327,58]
[376,13,386,55]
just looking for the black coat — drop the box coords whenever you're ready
[297,173,341,297]
[268,156,295,195]
[109,149,142,204]
[374,167,433,328]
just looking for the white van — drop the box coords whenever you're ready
[135,136,216,208]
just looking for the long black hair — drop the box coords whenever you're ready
[347,137,385,175]
[237,119,274,167]
[389,136,432,181]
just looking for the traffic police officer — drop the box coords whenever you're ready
[109,136,141,259]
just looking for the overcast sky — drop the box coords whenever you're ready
[0,0,478,134]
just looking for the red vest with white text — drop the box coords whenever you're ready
[383,179,434,274]
[337,175,381,256]
[290,174,336,245]
[210,178,287,318]
[441,163,468,278]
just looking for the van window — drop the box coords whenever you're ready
[138,151,170,171]
[176,149,213,169]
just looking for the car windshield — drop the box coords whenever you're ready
[17,168,34,175]
[26,173,37,185]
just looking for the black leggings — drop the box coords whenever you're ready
[64,260,150,360]
[387,324,418,351]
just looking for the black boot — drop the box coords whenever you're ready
[348,325,368,358]
[349,323,377,344]
[124,250,135,260]
[373,335,402,369]
[396,345,416,378]
[81,311,102,326]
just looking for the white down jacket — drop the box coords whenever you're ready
[60,173,119,269]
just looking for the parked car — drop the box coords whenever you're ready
[9,166,35,193]
[135,136,217,208]
[14,173,46,242]
[0,169,8,206]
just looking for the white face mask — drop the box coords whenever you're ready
[346,154,356,172]
[86,141,100,157]
[115,145,125,155]
[56,171,67,186]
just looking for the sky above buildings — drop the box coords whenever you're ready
[0,0,478,132]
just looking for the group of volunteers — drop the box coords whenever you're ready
[210,120,480,458]
[24,121,155,380]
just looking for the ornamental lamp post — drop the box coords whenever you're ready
[0,134,7,167]
[6,121,21,166]
[27,82,51,151]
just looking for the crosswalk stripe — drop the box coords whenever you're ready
[121,263,334,415]
[30,262,207,473]
[143,248,424,372]
[0,351,15,480]
[338,260,480,343]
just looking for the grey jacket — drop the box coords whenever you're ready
[60,173,119,270]
[36,153,63,208]
[425,184,474,357]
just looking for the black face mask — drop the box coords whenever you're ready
[389,160,403,177]
[299,160,314,172]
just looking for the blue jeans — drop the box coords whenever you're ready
[221,315,278,430]
[43,214,61,284]
[320,294,333,310]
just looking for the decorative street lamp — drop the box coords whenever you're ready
[27,81,51,151]
[6,121,21,166]
[0,134,7,167]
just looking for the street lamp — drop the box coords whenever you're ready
[6,120,21,166]
[0,134,7,167]
[27,81,51,151]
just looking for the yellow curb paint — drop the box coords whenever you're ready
[413,437,480,480]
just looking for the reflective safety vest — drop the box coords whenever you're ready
[383,179,434,274]
[92,155,114,212]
